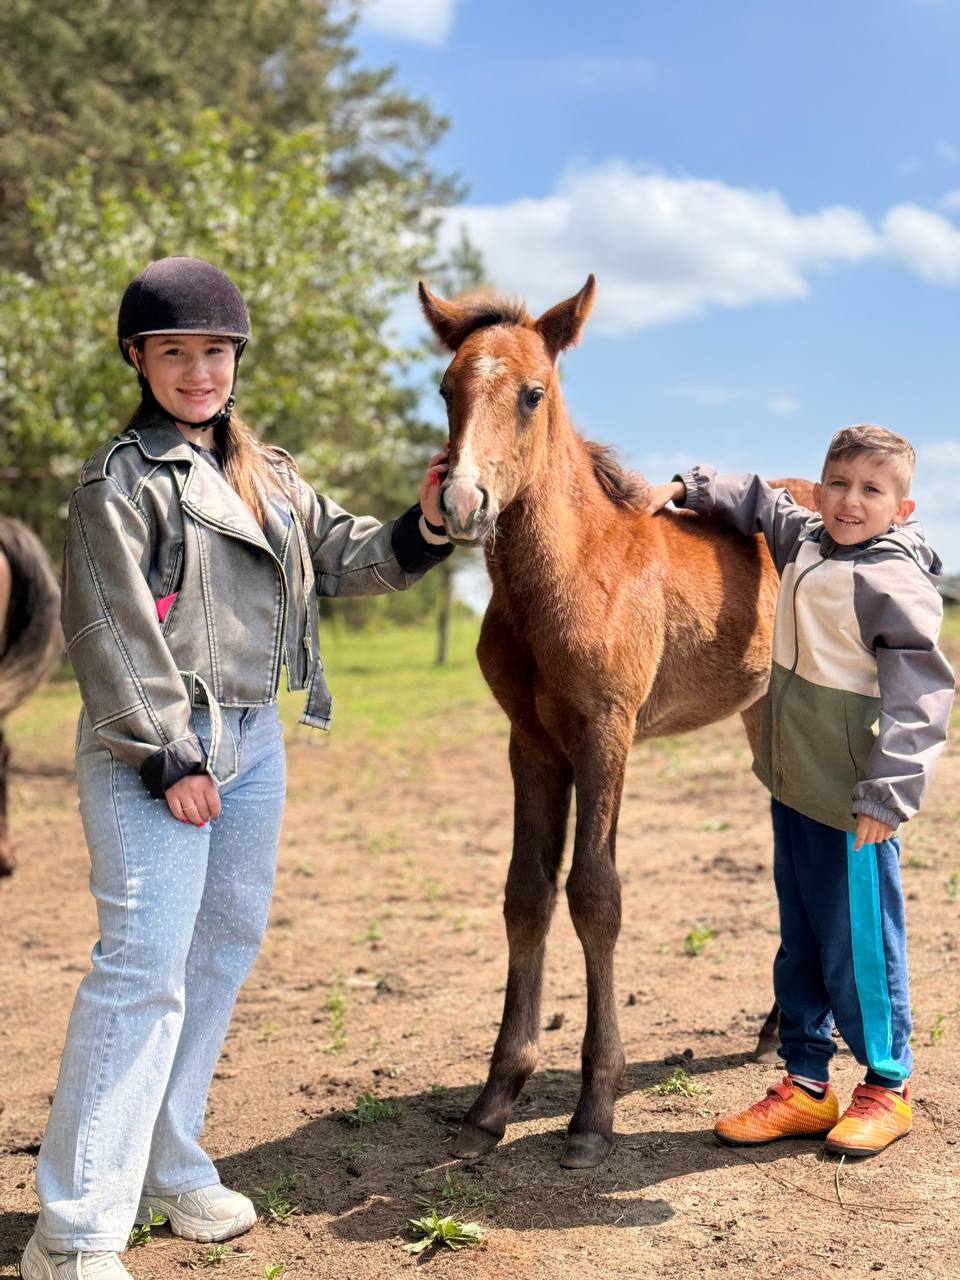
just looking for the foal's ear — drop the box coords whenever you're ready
[418,282,476,351]
[534,275,596,361]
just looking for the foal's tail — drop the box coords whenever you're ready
[0,517,61,720]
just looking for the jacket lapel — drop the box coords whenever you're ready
[132,420,282,559]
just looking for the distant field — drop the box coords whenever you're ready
[5,614,490,761]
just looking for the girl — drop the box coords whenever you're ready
[22,256,452,1280]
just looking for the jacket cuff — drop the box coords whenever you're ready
[674,467,710,512]
[139,734,207,799]
[391,504,453,573]
[851,798,903,830]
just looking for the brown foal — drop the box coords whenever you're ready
[420,275,804,1169]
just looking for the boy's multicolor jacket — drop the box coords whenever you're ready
[678,466,956,833]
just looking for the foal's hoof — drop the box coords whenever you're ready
[452,1124,503,1160]
[560,1132,613,1169]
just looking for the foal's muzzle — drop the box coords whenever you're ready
[439,477,495,545]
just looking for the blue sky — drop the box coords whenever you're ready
[356,0,960,569]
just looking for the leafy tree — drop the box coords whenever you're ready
[0,0,460,267]
[0,113,441,559]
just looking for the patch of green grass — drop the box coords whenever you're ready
[253,1173,300,1224]
[684,924,713,957]
[930,1013,948,1045]
[324,974,348,1055]
[204,1245,229,1266]
[403,1209,483,1255]
[946,871,959,902]
[650,1066,706,1097]
[698,818,732,832]
[257,1021,279,1042]
[415,1170,506,1215]
[128,1212,166,1247]
[342,1091,403,1127]
[264,1265,287,1280]
[352,917,383,944]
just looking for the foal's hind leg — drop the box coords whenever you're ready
[561,712,632,1169]
[739,698,782,1060]
[453,729,572,1158]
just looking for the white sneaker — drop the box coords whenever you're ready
[19,1233,132,1280]
[135,1185,256,1243]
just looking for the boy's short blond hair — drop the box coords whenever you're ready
[822,424,916,498]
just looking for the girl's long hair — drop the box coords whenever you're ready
[126,380,287,528]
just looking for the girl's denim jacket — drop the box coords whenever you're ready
[62,419,451,796]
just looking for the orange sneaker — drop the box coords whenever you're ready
[824,1083,912,1158]
[714,1076,840,1147]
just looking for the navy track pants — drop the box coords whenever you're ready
[771,798,912,1087]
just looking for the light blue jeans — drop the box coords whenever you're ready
[35,704,286,1251]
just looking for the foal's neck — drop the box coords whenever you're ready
[489,405,616,615]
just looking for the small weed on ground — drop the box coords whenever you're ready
[128,1212,166,1247]
[253,1173,300,1223]
[684,924,713,956]
[650,1066,706,1097]
[324,974,348,1055]
[342,1091,403,1126]
[403,1209,483,1254]
[264,1265,287,1280]
[946,871,959,902]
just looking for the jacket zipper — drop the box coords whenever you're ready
[772,555,828,796]
[181,501,289,698]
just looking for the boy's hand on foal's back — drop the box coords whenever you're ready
[853,812,896,850]
[646,480,686,515]
[166,773,222,826]
[419,446,450,526]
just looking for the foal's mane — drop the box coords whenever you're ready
[581,440,651,510]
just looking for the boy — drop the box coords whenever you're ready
[648,425,955,1157]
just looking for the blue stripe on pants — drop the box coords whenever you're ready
[771,799,911,1086]
[846,833,908,1083]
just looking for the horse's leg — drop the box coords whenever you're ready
[453,728,572,1158]
[739,699,782,1058]
[561,712,632,1169]
[0,724,12,876]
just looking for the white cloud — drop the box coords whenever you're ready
[937,188,960,213]
[769,395,800,416]
[360,0,458,45]
[882,204,960,284]
[439,163,880,334]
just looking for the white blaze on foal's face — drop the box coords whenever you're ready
[813,455,916,545]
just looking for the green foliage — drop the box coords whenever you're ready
[650,1067,705,1097]
[324,973,348,1054]
[342,1091,403,1126]
[252,1173,299,1224]
[403,1209,483,1254]
[684,924,714,957]
[127,1211,166,1247]
[0,111,443,550]
[0,0,458,268]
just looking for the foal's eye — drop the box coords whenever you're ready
[523,387,545,411]
[438,385,451,403]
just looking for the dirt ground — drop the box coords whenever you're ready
[2,689,959,1280]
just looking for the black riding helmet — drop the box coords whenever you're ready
[118,256,251,431]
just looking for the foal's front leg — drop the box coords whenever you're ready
[561,711,633,1168]
[453,729,572,1158]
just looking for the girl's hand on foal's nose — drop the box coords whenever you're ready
[420,444,450,526]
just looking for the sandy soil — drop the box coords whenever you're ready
[2,694,959,1280]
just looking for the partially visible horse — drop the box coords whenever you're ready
[420,274,811,1168]
[0,517,61,875]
